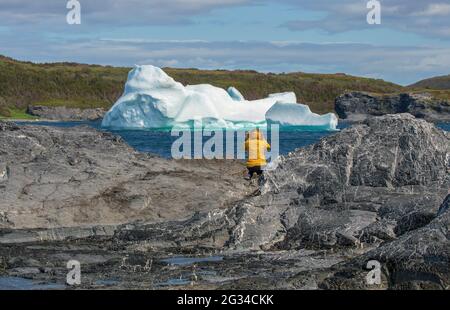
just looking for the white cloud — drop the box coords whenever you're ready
[1,0,449,39]
[414,3,450,16]
[281,0,450,39]
[0,0,448,86]
[0,0,254,25]
[2,36,449,85]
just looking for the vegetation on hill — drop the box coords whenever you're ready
[0,54,426,118]
[165,69,403,114]
[410,75,450,90]
[0,55,128,117]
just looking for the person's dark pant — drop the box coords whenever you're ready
[247,166,264,177]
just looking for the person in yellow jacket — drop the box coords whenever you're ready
[244,129,271,180]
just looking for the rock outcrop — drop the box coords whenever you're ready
[26,105,106,121]
[319,209,450,289]
[438,194,450,216]
[108,114,450,289]
[335,92,450,122]
[0,121,254,230]
[0,114,449,290]
[139,114,448,253]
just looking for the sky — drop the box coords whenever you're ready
[0,0,450,85]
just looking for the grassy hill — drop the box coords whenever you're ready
[0,55,129,117]
[410,75,450,90]
[0,54,405,118]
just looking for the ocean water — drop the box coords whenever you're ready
[15,120,450,159]
[439,122,450,132]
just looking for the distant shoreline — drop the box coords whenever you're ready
[4,115,450,125]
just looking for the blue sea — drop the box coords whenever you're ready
[15,120,450,159]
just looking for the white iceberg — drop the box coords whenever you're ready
[266,102,338,129]
[101,65,338,130]
[227,87,245,101]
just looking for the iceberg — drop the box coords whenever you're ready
[101,65,338,130]
[266,102,338,130]
[227,87,245,101]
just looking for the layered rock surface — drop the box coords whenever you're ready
[107,114,449,289]
[124,114,449,252]
[0,114,449,290]
[26,105,106,121]
[335,92,450,122]
[0,121,254,231]
[316,208,450,289]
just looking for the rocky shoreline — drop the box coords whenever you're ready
[335,92,450,123]
[0,114,449,290]
[21,90,450,124]
[26,105,106,121]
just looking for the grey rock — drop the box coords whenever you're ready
[335,92,450,122]
[210,114,450,251]
[0,225,118,244]
[438,194,450,216]
[0,120,255,231]
[318,199,450,289]
[0,163,8,183]
[26,105,106,121]
[9,267,42,276]
[1,114,449,290]
[109,114,449,255]
[0,122,19,131]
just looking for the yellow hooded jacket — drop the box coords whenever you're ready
[244,131,271,168]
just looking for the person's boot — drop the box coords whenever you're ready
[250,175,259,187]
[257,175,265,187]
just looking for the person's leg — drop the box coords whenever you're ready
[256,166,265,185]
[250,166,262,180]
[256,165,266,176]
[245,167,254,180]
[246,167,260,180]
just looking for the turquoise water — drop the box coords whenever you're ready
[15,120,348,158]
[439,123,450,132]
[15,120,450,159]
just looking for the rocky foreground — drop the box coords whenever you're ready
[0,114,449,290]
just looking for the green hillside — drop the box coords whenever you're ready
[165,69,403,114]
[410,75,450,90]
[0,54,404,117]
